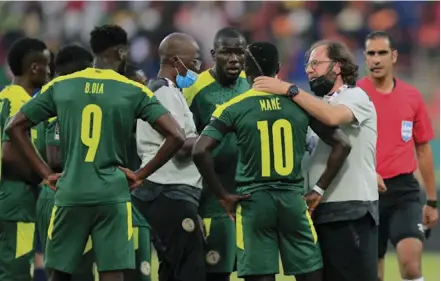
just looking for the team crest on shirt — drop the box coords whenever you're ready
[140,261,150,276]
[206,250,220,265]
[401,120,413,142]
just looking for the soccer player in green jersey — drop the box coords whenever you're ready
[193,42,352,281]
[0,37,50,281]
[6,25,185,281]
[36,44,95,281]
[183,27,249,281]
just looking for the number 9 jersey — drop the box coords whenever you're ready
[201,89,309,194]
[20,68,169,206]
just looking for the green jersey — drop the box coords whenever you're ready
[202,89,310,194]
[0,85,38,221]
[183,70,249,216]
[20,68,169,206]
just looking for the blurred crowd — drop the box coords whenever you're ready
[0,0,439,174]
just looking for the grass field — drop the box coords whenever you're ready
[148,252,440,281]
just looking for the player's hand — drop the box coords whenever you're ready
[377,173,387,193]
[423,204,439,229]
[219,193,251,221]
[304,190,323,215]
[118,166,143,190]
[43,173,63,191]
[253,76,291,95]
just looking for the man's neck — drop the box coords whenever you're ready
[158,65,177,85]
[93,57,117,72]
[12,76,34,96]
[210,67,237,88]
[328,81,345,95]
[368,75,394,94]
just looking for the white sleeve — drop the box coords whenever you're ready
[337,87,373,126]
[153,86,186,129]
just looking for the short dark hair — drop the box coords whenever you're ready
[213,27,245,48]
[306,40,359,86]
[89,25,128,55]
[245,42,279,77]
[55,44,93,75]
[7,37,47,76]
[365,31,396,50]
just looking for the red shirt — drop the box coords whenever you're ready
[357,77,434,179]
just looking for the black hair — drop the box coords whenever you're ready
[89,25,128,55]
[213,27,245,48]
[7,37,47,76]
[54,44,93,75]
[306,40,359,86]
[245,42,279,77]
[49,50,55,79]
[365,31,396,50]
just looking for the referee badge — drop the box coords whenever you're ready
[206,250,221,265]
[401,120,413,142]
[182,218,195,232]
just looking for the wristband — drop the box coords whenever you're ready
[312,185,325,196]
[427,200,438,209]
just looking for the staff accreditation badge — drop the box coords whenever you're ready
[401,120,413,142]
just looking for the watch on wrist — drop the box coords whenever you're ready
[427,200,438,208]
[286,84,299,99]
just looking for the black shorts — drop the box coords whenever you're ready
[132,192,205,281]
[315,213,378,281]
[378,174,424,259]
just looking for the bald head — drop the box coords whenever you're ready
[159,33,200,63]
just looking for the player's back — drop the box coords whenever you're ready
[213,89,309,193]
[42,67,165,206]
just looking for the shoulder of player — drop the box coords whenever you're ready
[212,89,272,117]
[147,77,169,92]
[341,86,371,101]
[183,69,216,105]
[395,78,423,98]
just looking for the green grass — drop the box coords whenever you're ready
[149,252,440,281]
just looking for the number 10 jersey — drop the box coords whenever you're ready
[201,89,309,194]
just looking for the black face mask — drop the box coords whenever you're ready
[308,63,337,97]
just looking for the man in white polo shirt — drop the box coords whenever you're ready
[253,40,378,281]
[131,33,205,281]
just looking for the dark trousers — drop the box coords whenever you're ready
[132,193,206,281]
[316,213,378,281]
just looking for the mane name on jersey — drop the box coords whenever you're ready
[85,82,104,95]
[259,97,281,112]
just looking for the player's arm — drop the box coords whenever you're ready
[253,77,367,126]
[309,118,352,191]
[134,87,185,181]
[193,109,233,200]
[5,87,57,185]
[46,121,63,173]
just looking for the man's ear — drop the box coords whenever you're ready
[275,63,281,76]
[210,49,215,62]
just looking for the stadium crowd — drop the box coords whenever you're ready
[0,2,439,281]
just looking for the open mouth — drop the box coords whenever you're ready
[227,68,241,75]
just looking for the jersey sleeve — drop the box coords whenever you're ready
[20,85,56,124]
[200,105,234,141]
[338,87,373,126]
[46,118,60,146]
[134,86,169,125]
[0,99,11,142]
[413,92,434,144]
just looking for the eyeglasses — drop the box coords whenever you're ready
[246,48,264,76]
[304,60,334,71]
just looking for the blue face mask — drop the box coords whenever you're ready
[176,68,198,88]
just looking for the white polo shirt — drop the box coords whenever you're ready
[136,78,202,189]
[307,85,378,202]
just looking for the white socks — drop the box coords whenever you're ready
[403,278,424,281]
